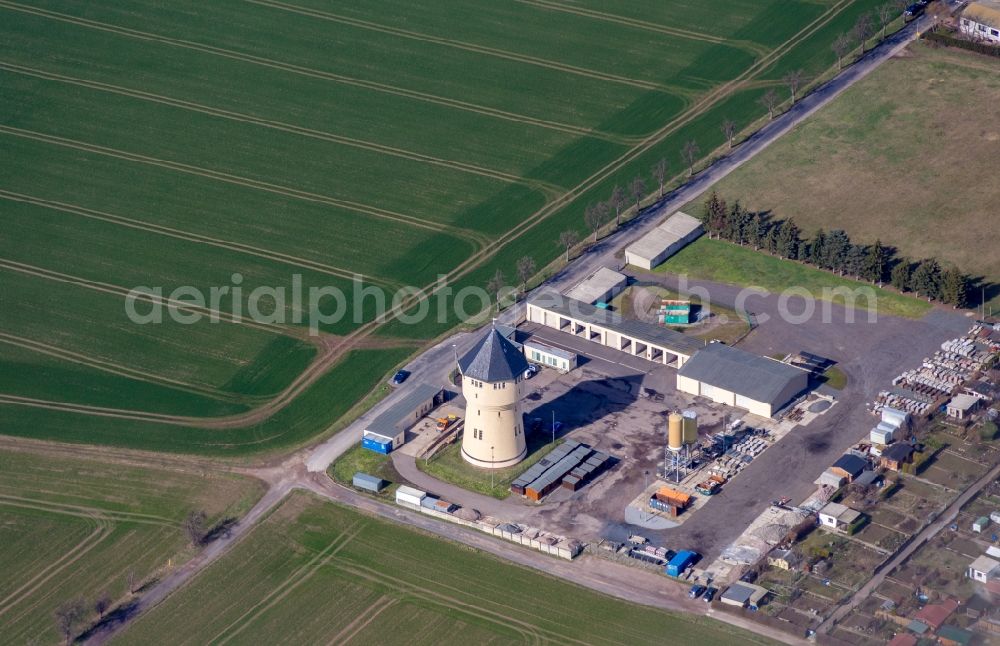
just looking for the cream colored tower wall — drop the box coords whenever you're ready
[461,374,526,469]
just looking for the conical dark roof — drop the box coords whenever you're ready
[458,327,529,382]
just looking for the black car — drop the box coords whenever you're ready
[703,587,717,603]
[391,370,410,385]
[904,3,925,18]
[689,584,706,599]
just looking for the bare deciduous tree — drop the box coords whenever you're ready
[832,33,852,69]
[54,599,85,646]
[680,140,700,177]
[184,510,207,547]
[557,230,579,262]
[783,69,804,104]
[651,158,668,198]
[584,203,604,241]
[757,88,779,120]
[516,255,535,294]
[609,185,626,227]
[486,268,505,311]
[877,3,895,39]
[721,118,736,149]
[853,12,874,53]
[94,592,112,621]
[629,175,646,213]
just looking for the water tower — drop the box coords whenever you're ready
[458,324,529,469]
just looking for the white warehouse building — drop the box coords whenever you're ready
[677,344,809,418]
[624,211,703,270]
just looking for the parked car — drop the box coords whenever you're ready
[523,364,540,379]
[689,584,706,599]
[703,587,717,602]
[391,370,410,385]
[904,3,925,18]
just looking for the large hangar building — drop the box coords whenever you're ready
[676,343,809,418]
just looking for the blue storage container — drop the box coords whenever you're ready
[362,436,392,454]
[666,550,698,577]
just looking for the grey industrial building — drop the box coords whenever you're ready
[623,211,703,270]
[526,289,703,367]
[362,383,445,451]
[676,344,809,418]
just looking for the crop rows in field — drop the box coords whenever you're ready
[0,449,264,643]
[119,492,769,645]
[0,0,887,453]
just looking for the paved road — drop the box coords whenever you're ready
[87,16,935,646]
[817,461,1000,634]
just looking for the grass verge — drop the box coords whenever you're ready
[417,434,562,499]
[657,238,931,319]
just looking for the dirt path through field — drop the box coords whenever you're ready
[0,519,109,618]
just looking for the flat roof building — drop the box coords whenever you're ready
[523,339,577,373]
[676,343,809,418]
[818,502,863,533]
[624,211,703,270]
[564,267,628,305]
[720,582,769,610]
[947,393,980,420]
[527,290,703,367]
[363,383,445,452]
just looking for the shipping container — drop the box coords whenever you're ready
[666,550,698,577]
[352,472,387,493]
[362,436,392,454]
[395,485,426,507]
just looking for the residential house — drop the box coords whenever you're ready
[880,443,915,472]
[960,0,1000,44]
[818,502,864,533]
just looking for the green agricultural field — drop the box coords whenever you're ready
[656,238,931,319]
[1,0,892,454]
[0,447,264,644]
[693,41,1000,310]
[118,491,775,645]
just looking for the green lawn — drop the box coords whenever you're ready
[118,491,777,645]
[0,447,264,644]
[418,434,562,499]
[656,238,931,319]
[819,366,848,391]
[330,443,405,498]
